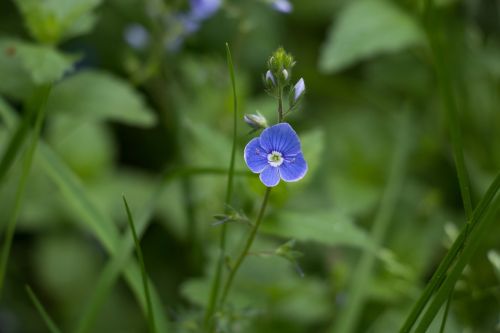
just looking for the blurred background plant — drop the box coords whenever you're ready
[0,0,499,332]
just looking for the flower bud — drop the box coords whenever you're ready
[282,69,289,81]
[244,112,268,130]
[265,70,276,87]
[293,78,305,102]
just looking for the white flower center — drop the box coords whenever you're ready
[267,151,284,167]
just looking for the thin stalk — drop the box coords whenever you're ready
[278,86,284,123]
[218,187,272,307]
[204,43,239,328]
[123,196,156,333]
[0,85,51,295]
[331,112,411,333]
[26,285,62,333]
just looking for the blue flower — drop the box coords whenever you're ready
[244,123,307,187]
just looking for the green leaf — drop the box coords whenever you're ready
[14,0,102,44]
[298,129,325,185]
[260,210,372,248]
[46,70,157,127]
[0,39,75,97]
[319,0,424,73]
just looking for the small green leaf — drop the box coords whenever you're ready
[14,0,102,44]
[319,0,424,73]
[0,39,75,96]
[46,70,157,127]
[261,210,372,248]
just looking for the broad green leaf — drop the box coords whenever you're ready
[0,39,75,97]
[46,70,157,127]
[319,0,424,73]
[260,210,372,248]
[14,0,102,44]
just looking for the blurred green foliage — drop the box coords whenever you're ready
[0,0,499,332]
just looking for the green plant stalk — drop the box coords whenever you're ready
[399,172,500,332]
[123,196,157,333]
[414,194,500,332]
[204,43,239,329]
[0,84,51,295]
[218,187,272,307]
[73,167,249,333]
[26,285,62,333]
[331,112,411,333]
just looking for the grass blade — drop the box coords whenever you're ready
[26,285,62,333]
[399,172,500,332]
[0,84,51,295]
[330,111,412,333]
[123,195,156,333]
[414,194,500,332]
[204,42,239,329]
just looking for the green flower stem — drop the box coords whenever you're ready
[204,43,239,329]
[218,187,272,307]
[278,85,284,123]
[0,84,51,295]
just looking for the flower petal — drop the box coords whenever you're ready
[259,123,301,156]
[260,166,280,187]
[244,137,268,173]
[279,153,308,182]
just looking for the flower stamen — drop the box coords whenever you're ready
[267,151,284,167]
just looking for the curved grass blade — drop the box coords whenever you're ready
[123,195,156,333]
[0,84,51,295]
[26,285,62,333]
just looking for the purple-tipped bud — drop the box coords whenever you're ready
[124,24,150,50]
[244,112,268,130]
[293,78,305,102]
[265,70,276,86]
[282,69,289,81]
[271,0,293,13]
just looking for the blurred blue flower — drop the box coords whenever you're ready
[189,0,221,21]
[271,0,293,13]
[244,123,307,187]
[124,24,150,50]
